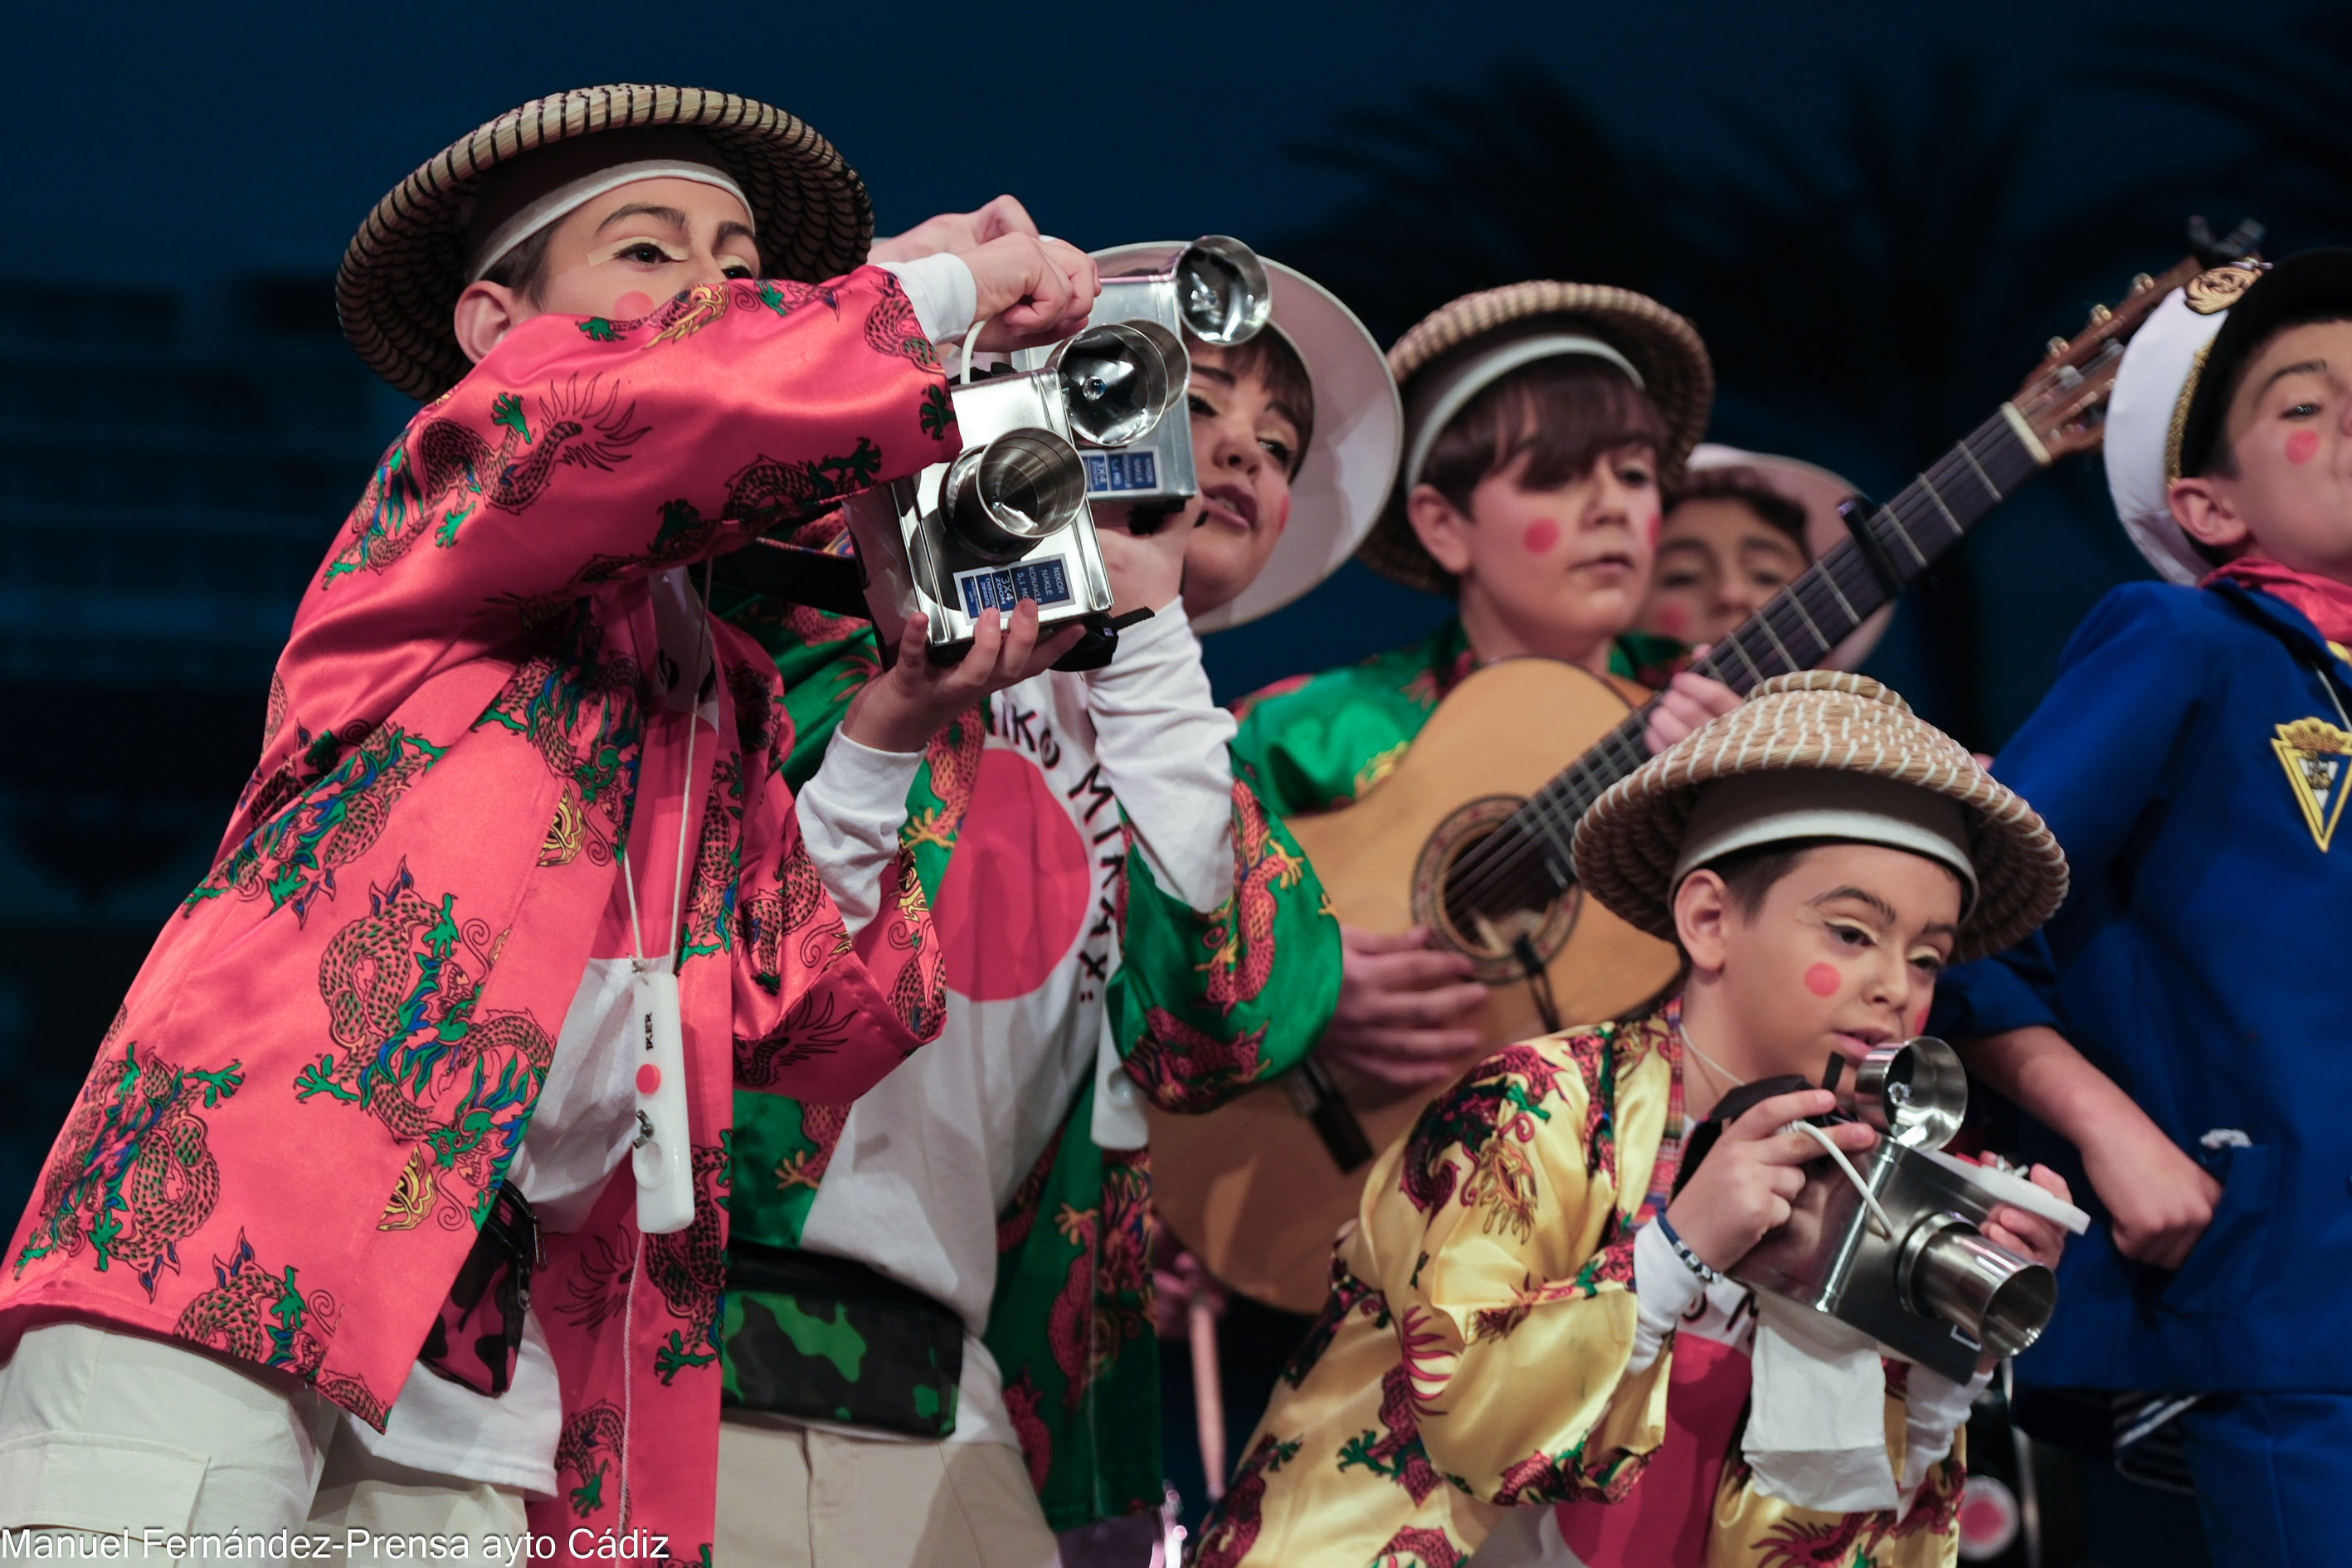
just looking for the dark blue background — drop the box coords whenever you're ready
[4,8,2343,1559]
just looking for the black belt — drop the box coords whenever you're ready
[723,1239,965,1439]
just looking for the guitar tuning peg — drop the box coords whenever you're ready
[2047,336,2070,358]
[2087,303,2113,325]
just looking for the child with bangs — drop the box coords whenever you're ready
[1195,670,2077,1568]
[1229,284,1741,1098]
[709,241,1400,1566]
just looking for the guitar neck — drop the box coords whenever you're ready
[1500,407,2044,888]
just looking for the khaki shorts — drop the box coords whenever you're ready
[718,1415,1059,1568]
[0,1321,525,1561]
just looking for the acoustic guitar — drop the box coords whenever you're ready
[1151,256,2207,1312]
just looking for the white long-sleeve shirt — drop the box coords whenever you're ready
[790,605,1237,1450]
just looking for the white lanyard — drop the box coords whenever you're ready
[617,567,710,1235]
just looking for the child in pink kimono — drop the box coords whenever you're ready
[0,84,1095,1559]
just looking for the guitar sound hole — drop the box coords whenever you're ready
[1412,796,1582,986]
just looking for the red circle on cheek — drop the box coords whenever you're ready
[1803,963,1842,998]
[1912,1002,1931,1035]
[1644,511,1661,549]
[2286,429,2321,465]
[1655,604,1688,636]
[1521,519,1561,555]
[614,291,655,319]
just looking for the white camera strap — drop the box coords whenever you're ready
[619,564,713,1235]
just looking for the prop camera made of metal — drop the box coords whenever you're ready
[1726,1036,2089,1382]
[842,320,1189,663]
[1009,235,1273,508]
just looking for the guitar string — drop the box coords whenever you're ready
[1463,416,2028,903]
[1436,503,1922,913]
[1434,419,2029,921]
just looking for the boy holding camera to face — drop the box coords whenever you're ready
[1194,672,2076,1568]
[0,85,1093,1556]
[709,243,1401,1566]
[1228,283,1740,1093]
[1934,251,2352,1566]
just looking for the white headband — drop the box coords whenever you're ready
[1402,332,1643,491]
[465,159,753,284]
[1669,768,1978,910]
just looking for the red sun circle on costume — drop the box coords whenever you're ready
[1803,963,1842,998]
[935,747,1093,1002]
[636,1064,660,1095]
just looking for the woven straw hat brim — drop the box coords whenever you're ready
[1571,671,2068,962]
[1361,280,1716,594]
[338,84,872,401]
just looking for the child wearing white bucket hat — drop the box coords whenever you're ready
[1934,250,2352,1566]
[709,242,1403,1564]
[1191,670,2076,1568]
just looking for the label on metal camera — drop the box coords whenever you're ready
[1083,451,1159,493]
[954,559,1074,616]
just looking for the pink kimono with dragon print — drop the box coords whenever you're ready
[0,270,955,1556]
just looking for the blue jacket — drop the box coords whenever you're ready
[1935,579,2352,1393]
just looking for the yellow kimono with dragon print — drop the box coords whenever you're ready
[1188,1006,1963,1568]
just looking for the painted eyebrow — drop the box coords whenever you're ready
[1810,885,1899,928]
[2257,358,2332,398]
[715,220,757,255]
[1264,402,1303,433]
[595,203,691,235]
[1191,366,1235,388]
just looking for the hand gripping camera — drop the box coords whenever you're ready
[1724,1038,2087,1381]
[1011,236,1273,509]
[841,321,1188,662]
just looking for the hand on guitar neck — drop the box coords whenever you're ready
[1643,660,1745,751]
[1317,664,1741,1088]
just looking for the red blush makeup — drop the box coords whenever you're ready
[1803,963,1842,998]
[1521,519,1561,554]
[2286,429,2321,465]
[1654,604,1689,636]
[614,291,656,319]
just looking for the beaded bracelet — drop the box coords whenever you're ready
[1654,1214,1724,1285]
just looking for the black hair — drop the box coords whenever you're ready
[479,225,559,305]
[1419,355,1669,518]
[1697,836,1840,920]
[1667,467,1811,558]
[1191,328,1316,478]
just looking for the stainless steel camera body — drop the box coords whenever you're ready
[845,324,1185,659]
[1730,1038,2058,1382]
[1013,236,1271,508]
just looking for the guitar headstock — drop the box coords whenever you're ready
[2009,255,2216,462]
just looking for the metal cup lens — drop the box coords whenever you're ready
[1172,236,1272,346]
[1847,1037,1969,1150]
[1055,322,1185,447]
[1900,1215,2057,1358]
[942,429,1088,562]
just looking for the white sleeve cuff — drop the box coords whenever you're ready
[1629,1221,1708,1376]
[1897,1362,1994,1505]
[874,254,979,345]
[792,728,924,937]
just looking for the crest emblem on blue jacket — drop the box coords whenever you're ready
[2272,718,2352,851]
